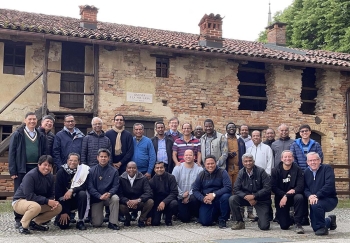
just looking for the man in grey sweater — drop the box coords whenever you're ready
[271,124,294,168]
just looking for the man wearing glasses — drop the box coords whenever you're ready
[290,124,323,171]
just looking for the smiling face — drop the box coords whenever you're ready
[265,129,275,141]
[242,156,254,171]
[97,152,109,167]
[156,123,165,136]
[126,162,137,177]
[204,121,214,136]
[25,115,37,130]
[64,115,75,131]
[252,131,261,145]
[299,128,311,139]
[154,163,165,176]
[279,124,289,139]
[240,125,249,138]
[38,161,52,175]
[183,149,194,164]
[182,123,192,136]
[169,119,179,132]
[226,124,236,136]
[133,125,144,139]
[114,115,125,130]
[92,118,102,133]
[281,151,294,167]
[41,118,53,132]
[307,153,321,172]
[204,157,216,173]
[67,154,79,170]
[194,126,204,138]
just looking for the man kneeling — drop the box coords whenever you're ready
[229,153,271,230]
[12,155,62,234]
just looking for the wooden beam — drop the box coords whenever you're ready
[301,99,316,103]
[332,165,350,169]
[0,71,43,115]
[47,69,94,76]
[239,82,267,87]
[93,44,99,117]
[0,135,12,156]
[42,39,50,117]
[238,67,268,74]
[239,96,268,101]
[47,91,94,95]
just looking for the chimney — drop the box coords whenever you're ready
[266,22,287,46]
[198,13,223,48]
[79,5,99,30]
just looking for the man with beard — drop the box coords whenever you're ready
[151,121,174,173]
[271,124,295,168]
[263,128,275,147]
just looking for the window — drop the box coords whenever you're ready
[238,61,267,111]
[300,68,317,115]
[0,125,12,143]
[3,42,26,75]
[156,58,169,78]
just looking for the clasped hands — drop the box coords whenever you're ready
[203,193,215,204]
[127,199,140,209]
[309,194,318,205]
[244,194,256,206]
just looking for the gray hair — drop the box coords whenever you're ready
[91,117,103,126]
[306,152,321,160]
[242,153,255,162]
[133,123,144,129]
[281,150,293,159]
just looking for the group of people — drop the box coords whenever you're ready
[8,112,338,236]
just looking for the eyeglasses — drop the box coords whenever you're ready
[300,130,309,133]
[115,119,124,121]
[65,120,75,123]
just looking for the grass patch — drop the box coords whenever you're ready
[0,200,12,213]
[337,199,350,208]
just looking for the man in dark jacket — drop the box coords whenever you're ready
[119,162,154,227]
[192,155,232,228]
[52,114,84,169]
[105,114,134,174]
[230,153,271,231]
[9,111,47,228]
[149,161,178,226]
[304,152,338,236]
[263,128,275,147]
[271,150,305,233]
[151,121,174,173]
[38,115,55,157]
[87,148,120,230]
[12,155,61,234]
[55,153,89,230]
[81,117,112,167]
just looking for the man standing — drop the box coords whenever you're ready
[230,154,271,231]
[151,121,174,173]
[200,119,228,169]
[149,162,178,226]
[271,150,305,234]
[81,117,112,167]
[119,162,154,227]
[304,152,337,236]
[263,128,275,147]
[194,125,204,139]
[53,114,84,169]
[165,117,183,141]
[271,124,295,167]
[55,153,89,230]
[173,123,201,167]
[38,115,55,157]
[132,123,156,179]
[246,130,273,175]
[225,122,246,189]
[87,148,120,230]
[172,150,203,223]
[9,112,47,228]
[105,114,134,174]
[240,125,253,149]
[290,124,323,171]
[192,155,232,228]
[12,155,61,234]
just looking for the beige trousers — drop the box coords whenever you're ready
[13,199,62,228]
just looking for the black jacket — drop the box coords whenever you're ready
[119,171,153,204]
[233,165,271,201]
[151,136,174,172]
[271,162,304,198]
[13,167,54,205]
[38,126,55,156]
[55,167,87,214]
[9,125,47,176]
[81,130,112,166]
[149,172,178,205]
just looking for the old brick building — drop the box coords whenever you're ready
[0,6,349,196]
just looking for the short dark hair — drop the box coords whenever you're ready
[204,155,216,163]
[25,112,36,119]
[155,161,165,166]
[114,113,125,121]
[97,148,111,157]
[204,119,214,126]
[133,123,144,129]
[42,115,55,122]
[68,152,80,161]
[155,121,165,128]
[226,122,236,130]
[299,124,311,132]
[38,155,54,166]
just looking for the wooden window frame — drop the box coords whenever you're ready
[3,42,26,75]
[156,58,169,78]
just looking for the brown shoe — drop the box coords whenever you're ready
[247,212,256,220]
[231,221,245,230]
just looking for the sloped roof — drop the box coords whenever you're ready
[1,8,350,68]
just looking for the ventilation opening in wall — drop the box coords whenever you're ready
[237,61,267,111]
[300,67,317,115]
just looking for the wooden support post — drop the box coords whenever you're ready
[42,39,50,118]
[93,44,99,117]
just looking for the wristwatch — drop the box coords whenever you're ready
[137,198,141,203]
[212,193,216,198]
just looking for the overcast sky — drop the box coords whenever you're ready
[1,0,294,41]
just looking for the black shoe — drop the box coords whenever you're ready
[108,222,120,230]
[301,217,310,226]
[103,214,110,223]
[165,221,173,226]
[29,221,49,231]
[84,217,91,224]
[70,212,76,224]
[329,215,337,230]
[18,226,31,234]
[315,227,329,236]
[76,221,87,230]
[14,221,21,229]
[272,217,279,223]
[131,213,137,221]
[138,220,145,228]
[218,220,226,229]
[124,221,131,227]
[119,215,126,222]
[42,220,51,225]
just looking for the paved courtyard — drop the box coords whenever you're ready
[0,207,349,243]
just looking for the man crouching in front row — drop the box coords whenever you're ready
[229,153,271,231]
[12,155,62,234]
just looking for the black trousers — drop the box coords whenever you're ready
[275,194,304,230]
[151,199,178,226]
[229,195,271,230]
[178,194,200,222]
[56,191,88,229]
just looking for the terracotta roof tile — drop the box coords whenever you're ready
[1,8,350,68]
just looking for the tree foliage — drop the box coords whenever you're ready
[257,0,350,53]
